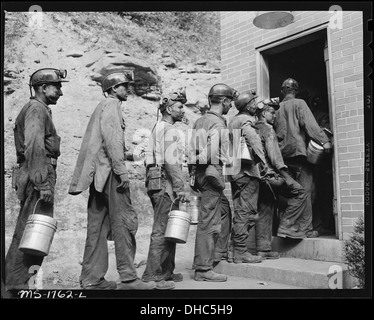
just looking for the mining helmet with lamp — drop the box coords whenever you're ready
[208,83,235,99]
[102,70,134,93]
[281,78,298,92]
[234,89,258,111]
[256,97,280,117]
[159,87,187,112]
[29,68,68,97]
[29,68,68,87]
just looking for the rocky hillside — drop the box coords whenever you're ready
[3,12,222,233]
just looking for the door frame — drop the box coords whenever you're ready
[255,23,342,239]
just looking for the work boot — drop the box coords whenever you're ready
[277,227,306,239]
[155,280,175,290]
[277,230,306,239]
[117,278,156,290]
[164,273,183,282]
[82,279,117,290]
[306,230,319,238]
[257,251,280,259]
[233,252,263,264]
[194,270,227,282]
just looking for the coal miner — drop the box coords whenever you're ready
[142,88,189,290]
[6,68,67,290]
[274,78,332,238]
[188,83,233,282]
[68,70,155,290]
[255,101,308,244]
[227,91,267,264]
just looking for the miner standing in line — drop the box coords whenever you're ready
[188,83,234,282]
[141,88,189,290]
[274,78,332,238]
[227,91,268,264]
[256,101,308,243]
[6,68,67,290]
[68,70,155,290]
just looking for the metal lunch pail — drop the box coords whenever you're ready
[306,139,325,164]
[237,136,253,165]
[19,199,58,256]
[188,195,200,225]
[165,200,191,244]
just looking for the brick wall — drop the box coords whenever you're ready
[221,11,364,240]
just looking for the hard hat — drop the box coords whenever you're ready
[208,83,235,99]
[234,90,258,111]
[256,97,280,113]
[281,78,298,91]
[159,87,187,112]
[29,68,68,87]
[102,70,134,92]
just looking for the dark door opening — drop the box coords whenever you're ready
[267,35,329,111]
[263,30,336,238]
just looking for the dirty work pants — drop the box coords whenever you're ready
[142,190,178,282]
[230,176,259,255]
[80,171,138,287]
[5,181,54,290]
[193,168,229,271]
[283,156,314,234]
[213,195,232,261]
[257,176,308,250]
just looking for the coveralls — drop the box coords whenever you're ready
[69,96,138,288]
[142,119,185,282]
[189,111,232,271]
[274,97,331,235]
[6,97,60,290]
[256,119,308,242]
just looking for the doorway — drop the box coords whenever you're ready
[257,28,337,238]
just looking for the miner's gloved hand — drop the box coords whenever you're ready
[117,174,130,193]
[177,192,190,203]
[40,189,53,203]
[323,141,333,154]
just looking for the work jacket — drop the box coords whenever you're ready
[69,97,128,195]
[256,119,287,173]
[228,112,266,181]
[14,97,60,192]
[189,111,230,166]
[275,97,330,159]
[144,119,185,199]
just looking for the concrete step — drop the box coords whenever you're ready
[214,258,357,289]
[245,230,344,263]
[271,236,344,262]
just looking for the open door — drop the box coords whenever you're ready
[323,38,339,239]
[256,28,338,238]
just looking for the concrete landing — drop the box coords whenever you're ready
[271,236,344,262]
[214,258,357,289]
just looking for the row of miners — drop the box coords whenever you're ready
[5,68,332,291]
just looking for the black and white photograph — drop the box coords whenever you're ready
[1,1,372,307]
